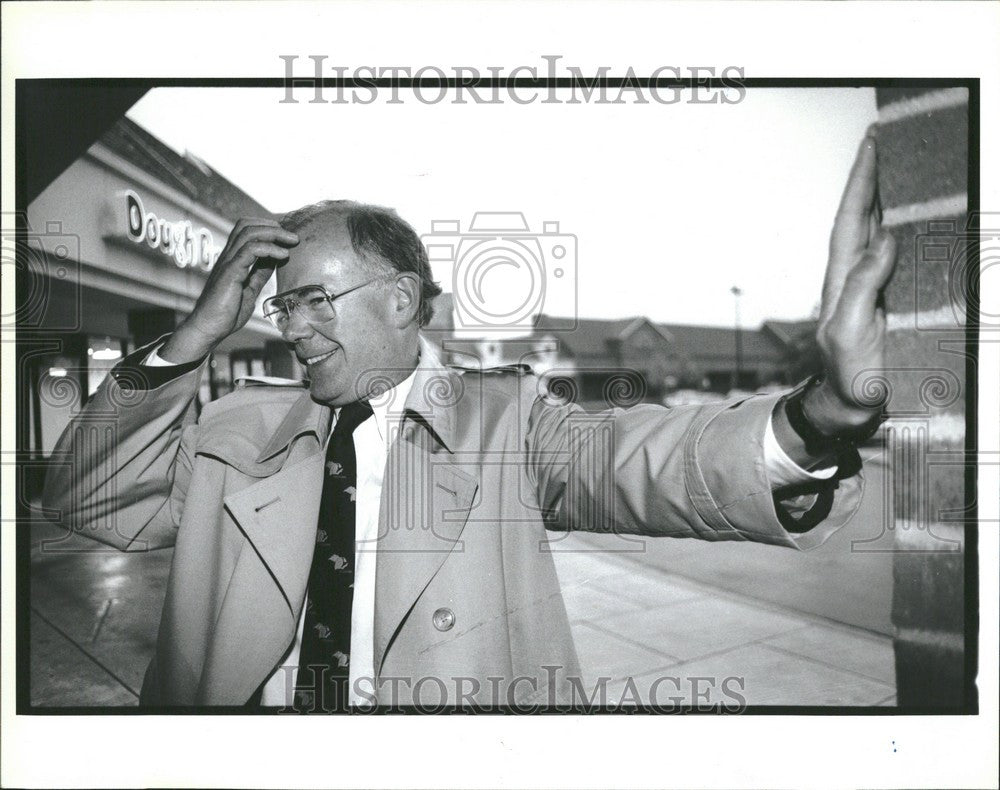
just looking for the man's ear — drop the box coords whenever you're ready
[391,273,421,327]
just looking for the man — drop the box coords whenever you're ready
[44,136,894,710]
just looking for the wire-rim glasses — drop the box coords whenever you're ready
[262,277,383,330]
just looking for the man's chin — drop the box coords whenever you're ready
[308,377,355,408]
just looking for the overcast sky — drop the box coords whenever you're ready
[126,86,877,330]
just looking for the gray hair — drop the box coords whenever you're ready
[279,200,442,327]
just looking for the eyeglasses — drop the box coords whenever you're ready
[262,278,383,330]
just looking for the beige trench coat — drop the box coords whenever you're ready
[43,336,862,707]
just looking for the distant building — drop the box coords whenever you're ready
[423,293,518,369]
[531,315,680,403]
[761,318,819,348]
[656,322,792,392]
[420,302,817,405]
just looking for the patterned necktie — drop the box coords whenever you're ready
[295,399,374,713]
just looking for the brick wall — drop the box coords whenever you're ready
[873,86,971,708]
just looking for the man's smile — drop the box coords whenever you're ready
[305,347,339,366]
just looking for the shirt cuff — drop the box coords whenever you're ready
[687,391,864,550]
[763,411,838,489]
[144,343,176,366]
[109,335,207,391]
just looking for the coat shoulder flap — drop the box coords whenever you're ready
[448,363,540,437]
[194,385,314,477]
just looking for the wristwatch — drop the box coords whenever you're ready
[783,375,888,457]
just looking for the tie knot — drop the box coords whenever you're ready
[334,400,374,436]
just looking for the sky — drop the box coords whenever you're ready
[126,86,877,330]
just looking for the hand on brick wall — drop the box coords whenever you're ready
[806,135,897,433]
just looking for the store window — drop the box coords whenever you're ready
[32,349,85,456]
[25,337,271,456]
[198,361,214,410]
[230,349,267,383]
[86,335,127,396]
[26,334,130,456]
[209,352,232,399]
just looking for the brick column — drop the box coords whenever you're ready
[873,87,971,708]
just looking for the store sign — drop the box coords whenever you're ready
[116,190,221,271]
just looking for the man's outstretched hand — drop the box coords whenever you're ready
[806,135,897,433]
[771,135,897,469]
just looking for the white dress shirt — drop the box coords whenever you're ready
[255,367,418,707]
[144,344,834,706]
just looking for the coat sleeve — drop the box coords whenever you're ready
[41,339,208,552]
[523,388,865,550]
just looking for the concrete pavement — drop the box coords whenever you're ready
[551,532,896,707]
[29,518,895,708]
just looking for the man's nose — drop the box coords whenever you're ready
[280,308,315,343]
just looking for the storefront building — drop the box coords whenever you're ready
[20,118,295,494]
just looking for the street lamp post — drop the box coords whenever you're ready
[731,285,743,392]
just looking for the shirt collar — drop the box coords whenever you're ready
[257,334,460,462]
[334,335,458,451]
[400,335,461,452]
[334,355,419,447]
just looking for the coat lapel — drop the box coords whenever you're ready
[223,389,332,613]
[199,392,331,704]
[223,448,326,615]
[373,340,479,676]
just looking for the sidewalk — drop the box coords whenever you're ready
[28,522,896,707]
[29,522,167,706]
[551,532,896,707]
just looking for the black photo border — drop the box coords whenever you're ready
[11,74,982,717]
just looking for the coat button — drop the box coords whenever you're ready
[432,607,455,631]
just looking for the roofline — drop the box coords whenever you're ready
[534,313,675,341]
[620,316,675,344]
[85,142,238,234]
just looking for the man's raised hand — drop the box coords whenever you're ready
[805,135,898,432]
[160,219,299,364]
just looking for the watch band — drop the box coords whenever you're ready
[783,375,887,457]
